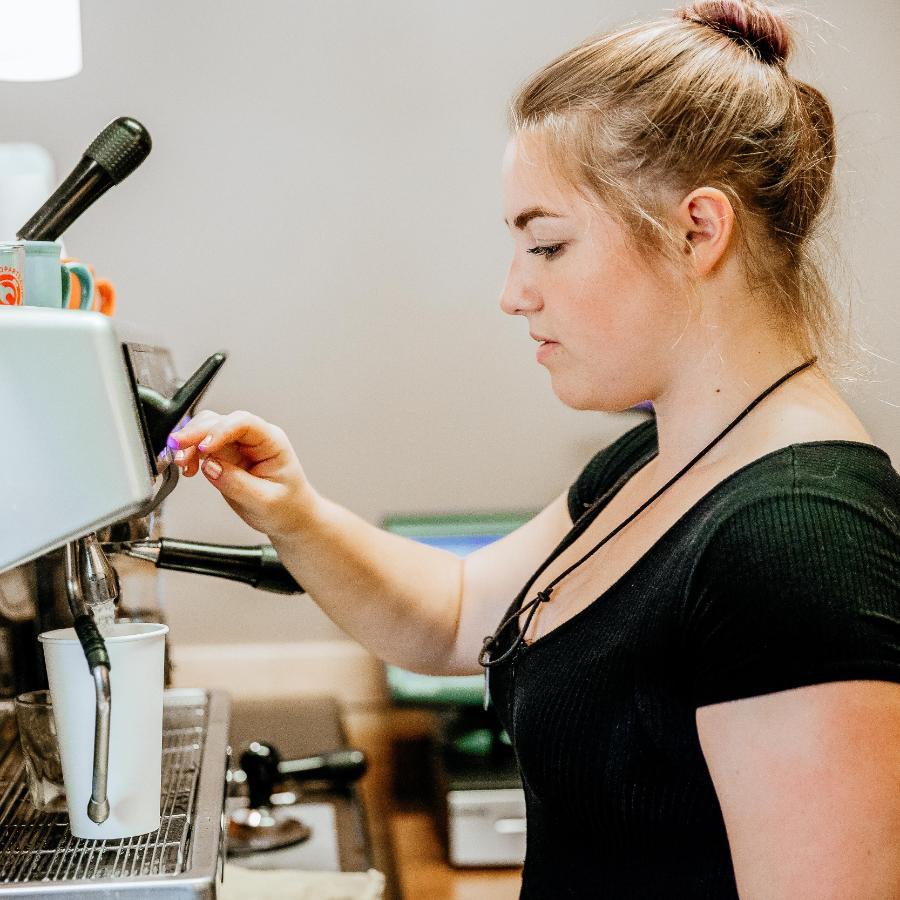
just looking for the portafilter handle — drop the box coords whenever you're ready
[112,538,304,595]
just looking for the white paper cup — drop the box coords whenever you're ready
[38,622,168,839]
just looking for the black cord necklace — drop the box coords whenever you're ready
[479,356,818,709]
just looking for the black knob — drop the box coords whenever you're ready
[137,352,227,456]
[86,117,152,183]
[240,741,281,810]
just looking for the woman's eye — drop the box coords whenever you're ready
[527,244,563,259]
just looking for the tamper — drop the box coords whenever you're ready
[226,742,311,855]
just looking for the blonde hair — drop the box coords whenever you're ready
[510,0,848,372]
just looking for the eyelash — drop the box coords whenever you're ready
[527,244,563,259]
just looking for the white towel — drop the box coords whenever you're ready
[221,863,385,900]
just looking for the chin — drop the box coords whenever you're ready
[551,376,650,414]
[550,380,605,412]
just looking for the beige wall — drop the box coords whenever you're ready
[3,1,897,649]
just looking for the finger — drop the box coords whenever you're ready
[172,445,197,469]
[167,409,223,451]
[182,447,204,478]
[191,411,283,462]
[175,433,250,474]
[201,454,278,505]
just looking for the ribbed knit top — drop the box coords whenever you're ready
[488,418,900,899]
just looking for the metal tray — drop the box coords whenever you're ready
[0,688,229,897]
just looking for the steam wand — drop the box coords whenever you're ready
[63,538,113,825]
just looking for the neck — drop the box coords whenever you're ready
[647,327,816,483]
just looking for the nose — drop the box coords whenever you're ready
[499,257,542,317]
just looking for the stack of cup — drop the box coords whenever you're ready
[0,239,97,310]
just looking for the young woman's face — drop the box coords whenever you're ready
[500,136,686,411]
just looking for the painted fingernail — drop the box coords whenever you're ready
[204,459,222,480]
[198,434,213,450]
[174,449,186,462]
[166,435,180,450]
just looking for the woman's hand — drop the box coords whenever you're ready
[166,410,316,538]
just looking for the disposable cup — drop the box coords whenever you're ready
[38,622,168,839]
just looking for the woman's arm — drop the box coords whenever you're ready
[168,410,572,674]
[269,489,571,675]
[697,679,900,899]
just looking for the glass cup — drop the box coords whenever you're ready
[14,689,67,813]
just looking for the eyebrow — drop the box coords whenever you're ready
[506,207,564,230]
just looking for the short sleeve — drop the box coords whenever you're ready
[685,489,900,708]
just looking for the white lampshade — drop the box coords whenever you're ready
[0,0,82,82]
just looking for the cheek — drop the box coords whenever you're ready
[565,253,651,339]
[564,265,685,381]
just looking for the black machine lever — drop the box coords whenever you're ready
[137,352,227,457]
[18,117,152,242]
[115,538,304,595]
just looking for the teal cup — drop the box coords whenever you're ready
[22,241,94,310]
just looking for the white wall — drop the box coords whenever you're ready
[2,1,897,646]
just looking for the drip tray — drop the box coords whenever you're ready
[0,688,229,897]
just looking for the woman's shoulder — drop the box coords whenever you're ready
[685,437,900,706]
[716,438,899,519]
[789,438,899,494]
[690,438,900,592]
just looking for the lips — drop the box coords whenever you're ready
[534,337,559,364]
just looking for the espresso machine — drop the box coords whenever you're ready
[0,303,236,895]
[0,116,367,895]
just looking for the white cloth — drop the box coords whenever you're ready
[221,863,385,900]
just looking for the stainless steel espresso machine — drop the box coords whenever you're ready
[0,306,338,896]
[0,306,235,896]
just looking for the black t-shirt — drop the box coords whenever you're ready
[488,418,900,899]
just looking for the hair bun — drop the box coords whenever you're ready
[677,0,793,66]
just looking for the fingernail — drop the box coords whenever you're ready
[204,459,222,480]
[198,434,213,450]
[174,449,185,462]
[166,435,181,450]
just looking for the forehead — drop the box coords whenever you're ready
[502,134,587,220]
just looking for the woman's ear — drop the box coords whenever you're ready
[677,187,735,276]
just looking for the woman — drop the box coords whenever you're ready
[170,1,900,896]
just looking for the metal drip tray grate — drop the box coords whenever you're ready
[0,689,229,897]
